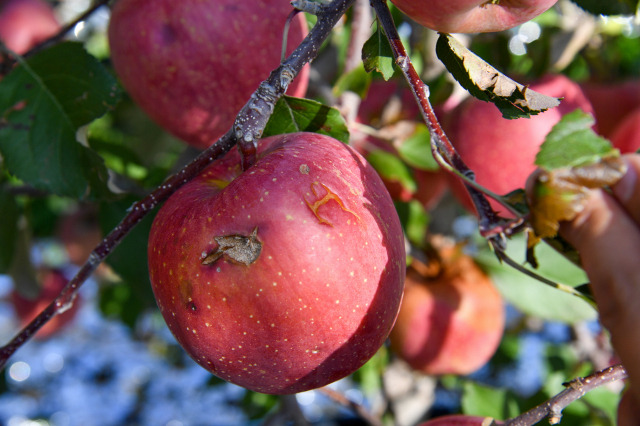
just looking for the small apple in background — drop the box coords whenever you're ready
[418,415,504,425]
[390,237,505,376]
[0,0,59,55]
[11,268,81,339]
[388,0,558,33]
[108,0,310,150]
[443,74,595,215]
[147,132,406,394]
[609,107,640,154]
[581,80,640,138]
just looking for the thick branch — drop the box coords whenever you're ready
[0,0,355,370]
[505,364,628,425]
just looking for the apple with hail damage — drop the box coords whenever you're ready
[147,132,406,394]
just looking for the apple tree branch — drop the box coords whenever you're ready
[0,0,356,370]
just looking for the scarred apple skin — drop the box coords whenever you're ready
[418,415,504,425]
[390,240,504,376]
[388,0,557,34]
[444,74,595,214]
[148,132,406,394]
[11,269,80,339]
[108,0,310,150]
[0,0,59,55]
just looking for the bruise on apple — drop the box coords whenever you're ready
[148,132,406,394]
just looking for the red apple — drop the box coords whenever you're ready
[0,0,59,55]
[388,0,557,34]
[418,415,504,425]
[390,238,505,376]
[581,80,640,138]
[147,132,406,394]
[610,107,640,155]
[11,268,81,339]
[108,0,310,150]
[444,74,595,215]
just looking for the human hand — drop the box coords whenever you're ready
[556,154,640,424]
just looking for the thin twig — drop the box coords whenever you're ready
[318,387,383,426]
[504,364,628,425]
[0,0,356,370]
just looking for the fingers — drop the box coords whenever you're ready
[611,154,640,225]
[559,190,640,403]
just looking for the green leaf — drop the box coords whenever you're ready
[362,24,395,81]
[0,188,19,273]
[435,33,560,119]
[535,110,618,170]
[396,124,439,171]
[0,42,120,198]
[571,0,639,15]
[366,149,417,194]
[461,381,520,420]
[332,63,372,99]
[394,200,429,248]
[263,96,349,143]
[476,234,597,324]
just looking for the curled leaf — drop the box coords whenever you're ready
[435,33,561,119]
[529,156,627,238]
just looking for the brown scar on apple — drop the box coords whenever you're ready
[304,182,360,226]
[202,227,262,266]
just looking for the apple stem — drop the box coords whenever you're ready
[369,0,525,242]
[0,0,357,370]
[503,363,627,426]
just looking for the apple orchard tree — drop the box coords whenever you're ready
[0,0,639,424]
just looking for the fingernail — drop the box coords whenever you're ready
[613,159,638,204]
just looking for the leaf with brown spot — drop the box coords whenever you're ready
[436,33,560,119]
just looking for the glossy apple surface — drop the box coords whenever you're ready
[11,269,80,339]
[389,0,557,33]
[147,132,406,394]
[390,239,504,376]
[444,74,595,215]
[0,0,59,55]
[108,0,310,150]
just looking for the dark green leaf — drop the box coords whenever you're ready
[436,33,560,119]
[535,109,618,170]
[0,42,120,198]
[362,24,395,80]
[99,282,147,329]
[0,188,19,272]
[571,0,639,15]
[366,149,417,194]
[396,124,439,171]
[262,96,349,143]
